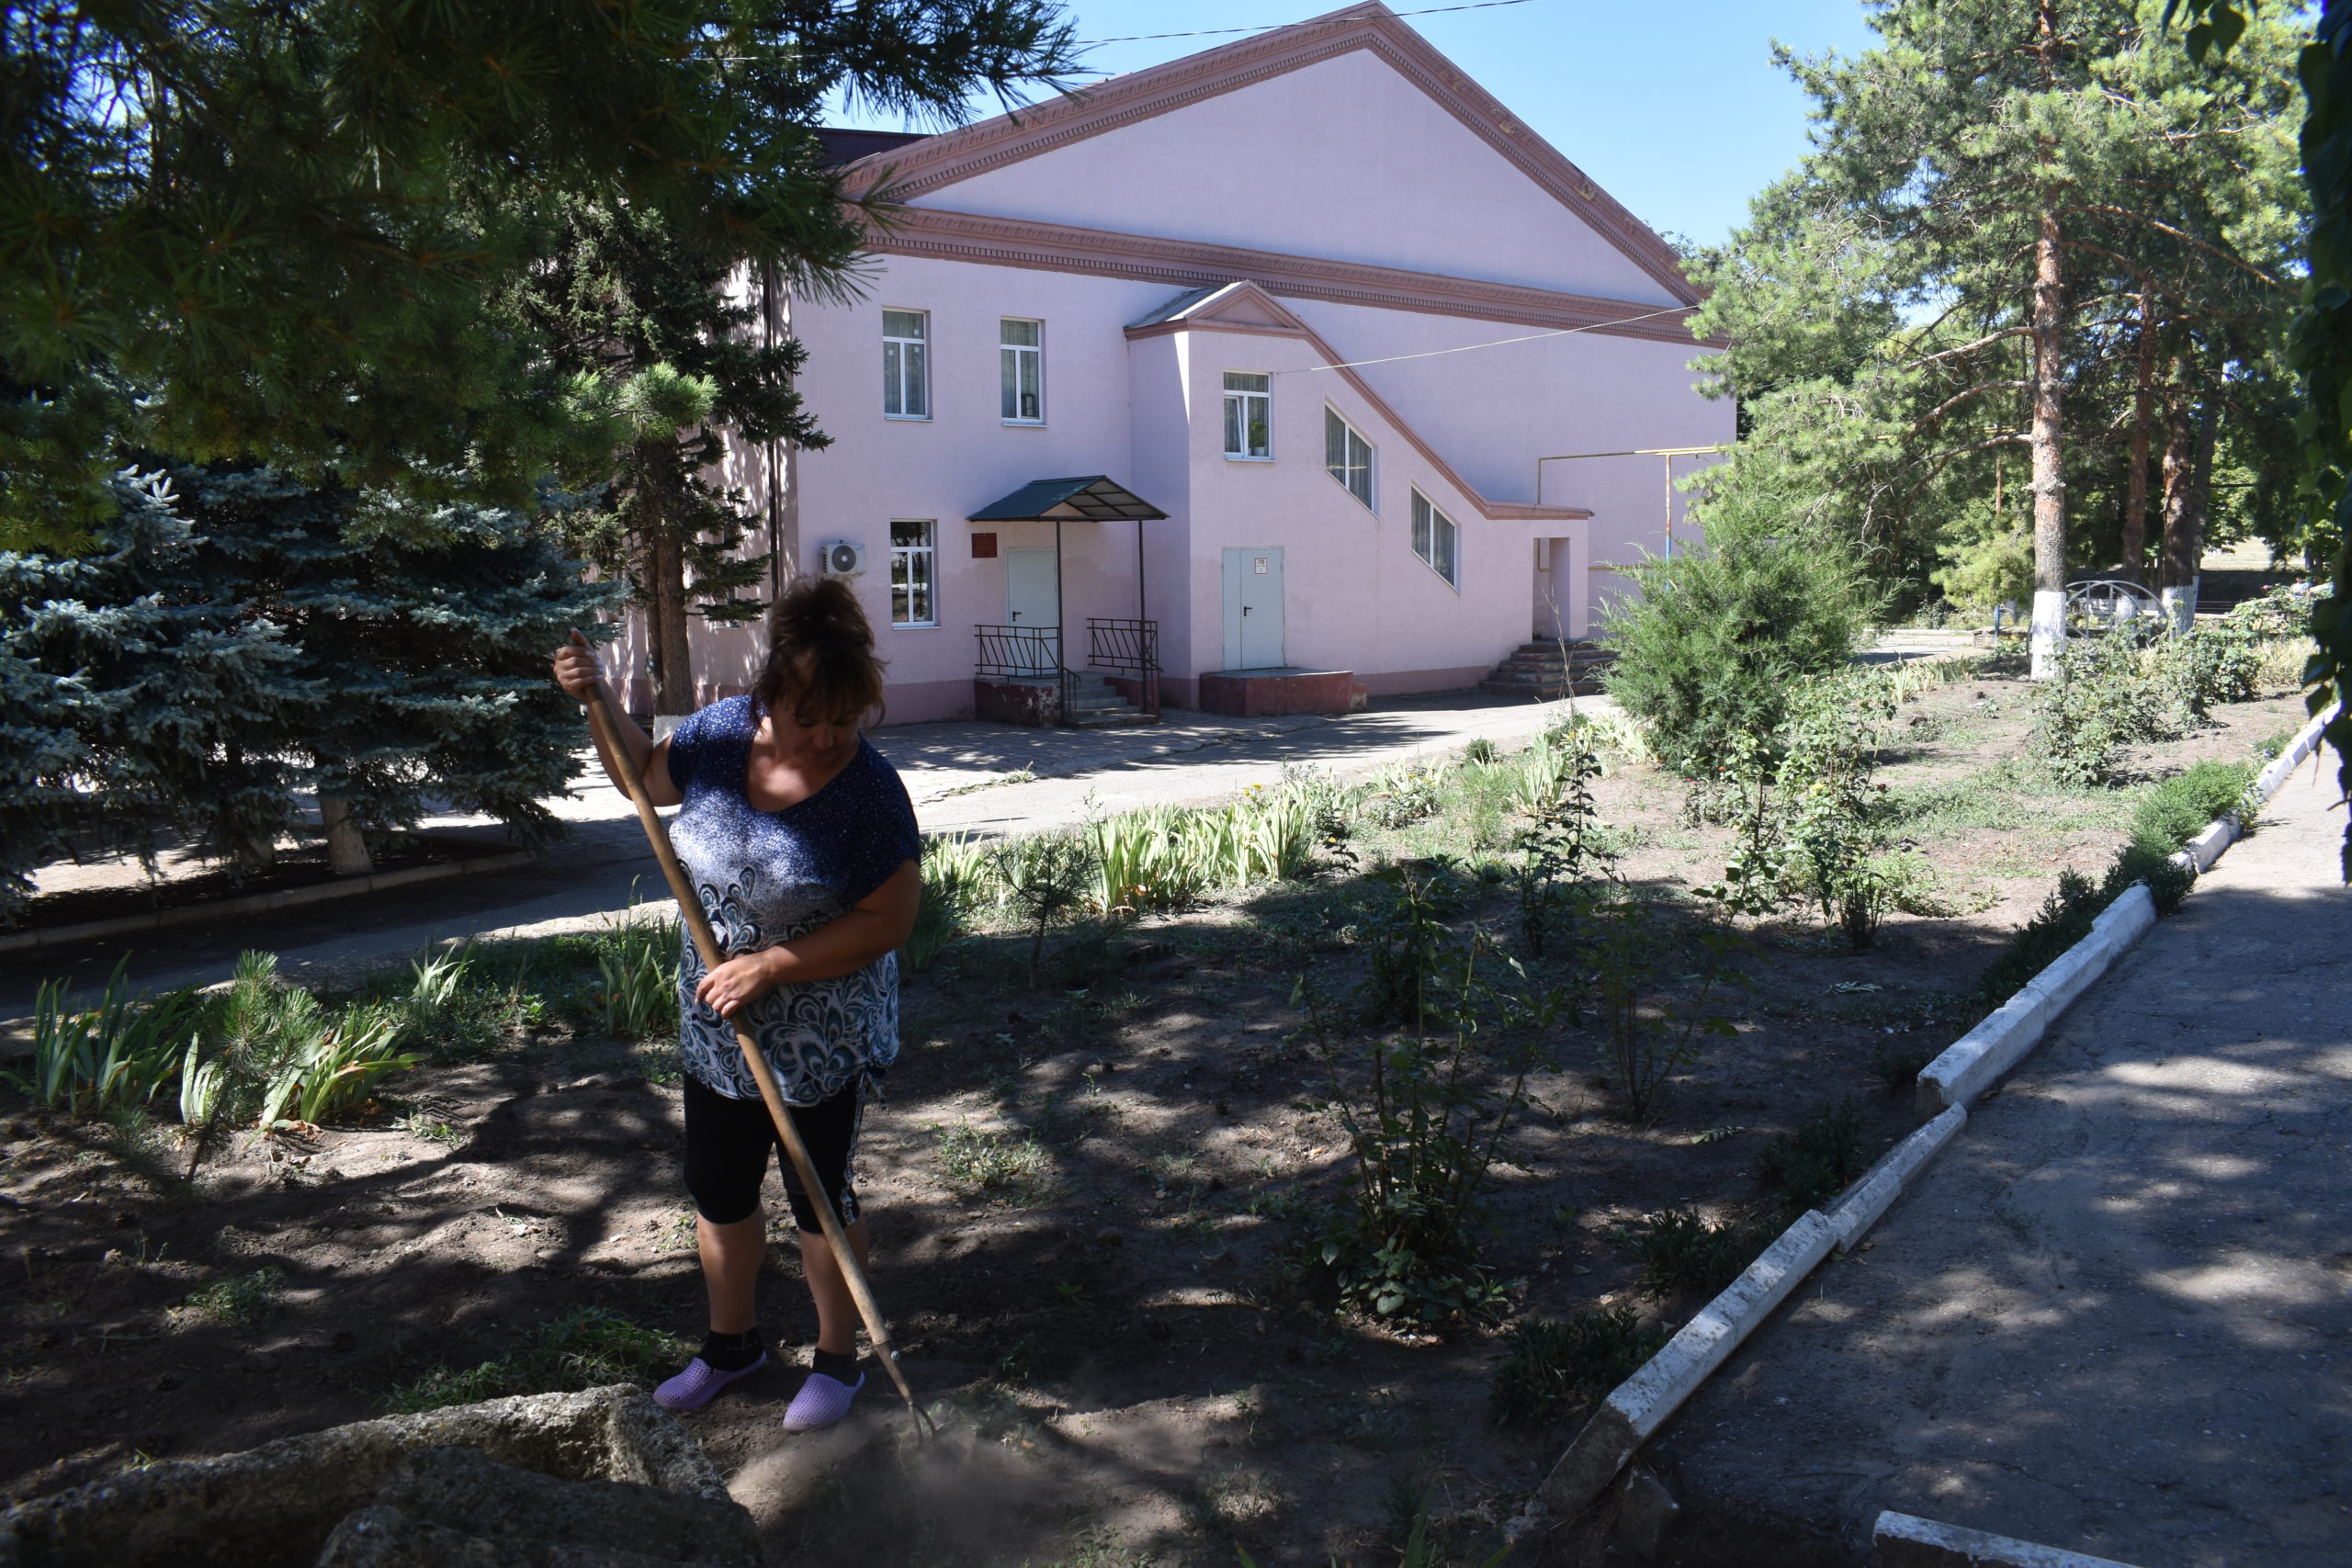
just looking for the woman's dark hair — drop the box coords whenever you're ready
[752,575,888,726]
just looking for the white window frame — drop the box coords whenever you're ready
[1410,489,1461,590]
[889,519,939,627]
[1223,371,1272,460]
[1001,318,1045,424]
[1326,407,1374,510]
[883,309,929,420]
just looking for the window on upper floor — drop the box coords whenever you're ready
[883,310,929,419]
[1410,490,1459,588]
[1223,372,1272,459]
[1001,319,1044,423]
[1326,408,1374,509]
[890,520,937,626]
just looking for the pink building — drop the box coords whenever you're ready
[644,1,1728,727]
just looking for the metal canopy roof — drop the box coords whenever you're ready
[967,475,1169,524]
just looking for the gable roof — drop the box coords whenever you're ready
[968,475,1170,523]
[1125,282,1590,526]
[839,2,1698,309]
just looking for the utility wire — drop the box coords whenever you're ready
[1272,304,1693,375]
[1075,0,1534,48]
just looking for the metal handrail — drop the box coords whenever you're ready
[975,624,1077,722]
[1086,617,1160,717]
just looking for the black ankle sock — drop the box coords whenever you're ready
[698,1326,763,1372]
[810,1347,860,1382]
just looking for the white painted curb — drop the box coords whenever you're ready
[1916,885,2155,1115]
[1511,705,2342,1534]
[1827,1105,1967,1253]
[0,846,540,958]
[2252,703,2335,804]
[1531,1211,1837,1520]
[1873,1509,2147,1568]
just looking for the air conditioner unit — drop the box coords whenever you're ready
[819,540,867,577]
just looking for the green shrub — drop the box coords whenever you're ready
[1758,1098,1868,1211]
[1636,1209,1767,1300]
[2161,626,2263,712]
[387,1307,689,1414]
[1489,1306,1667,1427]
[2031,627,2174,787]
[1589,897,1738,1121]
[2134,761,2256,850]
[1976,870,2105,1002]
[1601,512,1879,775]
[1298,880,1561,1327]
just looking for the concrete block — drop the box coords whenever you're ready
[356,1447,759,1565]
[1917,886,2154,1113]
[1828,1106,1966,1251]
[1611,1466,1679,1561]
[1533,1211,1838,1520]
[2183,816,2237,873]
[1872,1510,2147,1568]
[2252,705,2335,806]
[1,1386,723,1568]
[1198,667,1356,717]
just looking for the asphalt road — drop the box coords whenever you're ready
[2,690,1596,1017]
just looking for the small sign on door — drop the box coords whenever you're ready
[1252,556,1270,574]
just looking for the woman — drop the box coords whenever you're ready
[550,576,920,1432]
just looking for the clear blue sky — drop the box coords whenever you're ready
[823,0,1884,248]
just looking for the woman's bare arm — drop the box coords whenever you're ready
[551,636,679,807]
[694,859,922,1020]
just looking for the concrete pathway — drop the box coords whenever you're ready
[1649,754,2352,1567]
[1,691,1595,1014]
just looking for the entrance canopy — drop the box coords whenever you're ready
[968,475,1167,524]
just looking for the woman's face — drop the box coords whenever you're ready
[766,705,860,770]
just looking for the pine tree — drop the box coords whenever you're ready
[172,467,624,876]
[2,2,1082,548]
[521,202,808,716]
[0,474,311,914]
[1688,0,2302,661]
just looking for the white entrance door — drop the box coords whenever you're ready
[1221,547,1285,670]
[1005,547,1059,672]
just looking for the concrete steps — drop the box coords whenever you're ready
[1478,639,1615,700]
[1066,672,1158,728]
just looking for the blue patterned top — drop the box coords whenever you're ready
[664,697,922,1104]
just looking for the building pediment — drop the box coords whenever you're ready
[836,2,1700,310]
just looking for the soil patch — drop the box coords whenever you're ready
[0,670,2310,1565]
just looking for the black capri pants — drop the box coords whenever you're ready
[682,1075,864,1233]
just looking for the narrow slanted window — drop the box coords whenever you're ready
[1001,319,1044,423]
[1410,490,1459,587]
[1325,408,1374,509]
[890,520,937,626]
[883,310,929,419]
[1223,372,1272,459]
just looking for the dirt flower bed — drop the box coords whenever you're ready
[0,662,2311,1567]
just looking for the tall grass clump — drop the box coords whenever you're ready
[588,911,679,1039]
[1489,1306,1666,1427]
[191,952,420,1134]
[5,960,198,1117]
[908,834,990,970]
